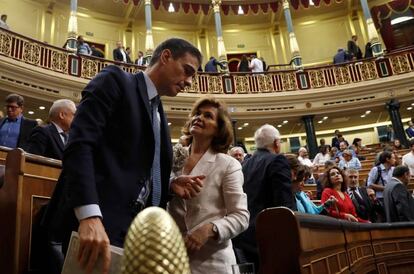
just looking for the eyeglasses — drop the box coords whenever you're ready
[5,105,20,110]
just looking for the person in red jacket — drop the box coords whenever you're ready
[321,166,369,223]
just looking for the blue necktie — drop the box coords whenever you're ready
[151,96,161,206]
[60,132,68,145]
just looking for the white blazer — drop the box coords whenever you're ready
[168,148,249,274]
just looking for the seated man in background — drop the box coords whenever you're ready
[0,93,37,149]
[229,146,245,163]
[338,149,361,170]
[346,169,376,222]
[383,165,414,222]
[25,99,76,160]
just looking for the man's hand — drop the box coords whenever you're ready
[184,223,214,253]
[78,217,111,274]
[171,175,205,199]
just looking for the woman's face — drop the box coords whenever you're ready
[329,168,343,186]
[394,139,401,147]
[189,105,219,140]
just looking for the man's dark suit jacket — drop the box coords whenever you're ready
[113,48,125,62]
[25,123,65,160]
[233,148,295,267]
[43,66,172,248]
[0,116,37,148]
[349,187,373,221]
[384,178,414,222]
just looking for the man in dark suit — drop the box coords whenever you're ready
[346,169,375,222]
[43,38,204,274]
[233,124,295,270]
[112,41,127,62]
[384,165,414,222]
[0,93,37,149]
[347,35,362,60]
[25,99,76,160]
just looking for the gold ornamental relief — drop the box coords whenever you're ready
[308,70,326,88]
[81,59,99,79]
[22,42,41,65]
[121,207,190,274]
[234,75,249,94]
[281,72,297,91]
[359,61,378,80]
[51,51,68,73]
[257,74,274,93]
[0,31,12,56]
[207,75,223,94]
[390,55,411,74]
[334,66,351,85]
[187,74,200,93]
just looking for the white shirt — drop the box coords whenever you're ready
[402,151,414,176]
[313,153,330,165]
[250,58,263,73]
[51,122,66,145]
[0,19,9,30]
[120,49,127,63]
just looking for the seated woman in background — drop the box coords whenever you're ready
[338,149,362,170]
[291,164,337,214]
[321,167,369,222]
[168,97,249,274]
[313,145,331,166]
[393,139,405,150]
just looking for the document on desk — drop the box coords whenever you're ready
[61,231,124,274]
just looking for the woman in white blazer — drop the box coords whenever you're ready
[168,97,249,274]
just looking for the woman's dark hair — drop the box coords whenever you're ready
[323,166,347,192]
[182,97,233,153]
[352,138,361,146]
[285,155,305,183]
[319,145,329,154]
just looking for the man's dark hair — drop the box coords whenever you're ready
[5,94,24,107]
[393,165,409,178]
[379,151,393,164]
[1,14,6,20]
[149,38,202,67]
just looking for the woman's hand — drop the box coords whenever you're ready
[171,175,205,199]
[184,223,215,253]
[344,213,358,222]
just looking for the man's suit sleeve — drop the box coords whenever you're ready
[268,155,296,210]
[24,126,48,156]
[391,184,414,221]
[64,66,123,208]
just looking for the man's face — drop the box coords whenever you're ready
[5,101,23,120]
[157,50,199,97]
[401,172,411,185]
[348,172,359,187]
[59,105,76,131]
[1,15,6,22]
[339,142,347,151]
[411,144,414,153]
[273,138,281,154]
[116,42,122,49]
[231,150,244,163]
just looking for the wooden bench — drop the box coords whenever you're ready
[256,207,414,274]
[0,148,61,274]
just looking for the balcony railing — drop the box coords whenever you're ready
[1,28,413,95]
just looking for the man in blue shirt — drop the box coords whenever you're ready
[0,94,37,148]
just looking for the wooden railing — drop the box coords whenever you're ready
[256,207,414,274]
[1,28,414,95]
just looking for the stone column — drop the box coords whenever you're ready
[359,0,383,57]
[144,0,154,64]
[282,0,302,68]
[386,99,408,147]
[212,0,228,73]
[66,0,78,52]
[302,115,318,159]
